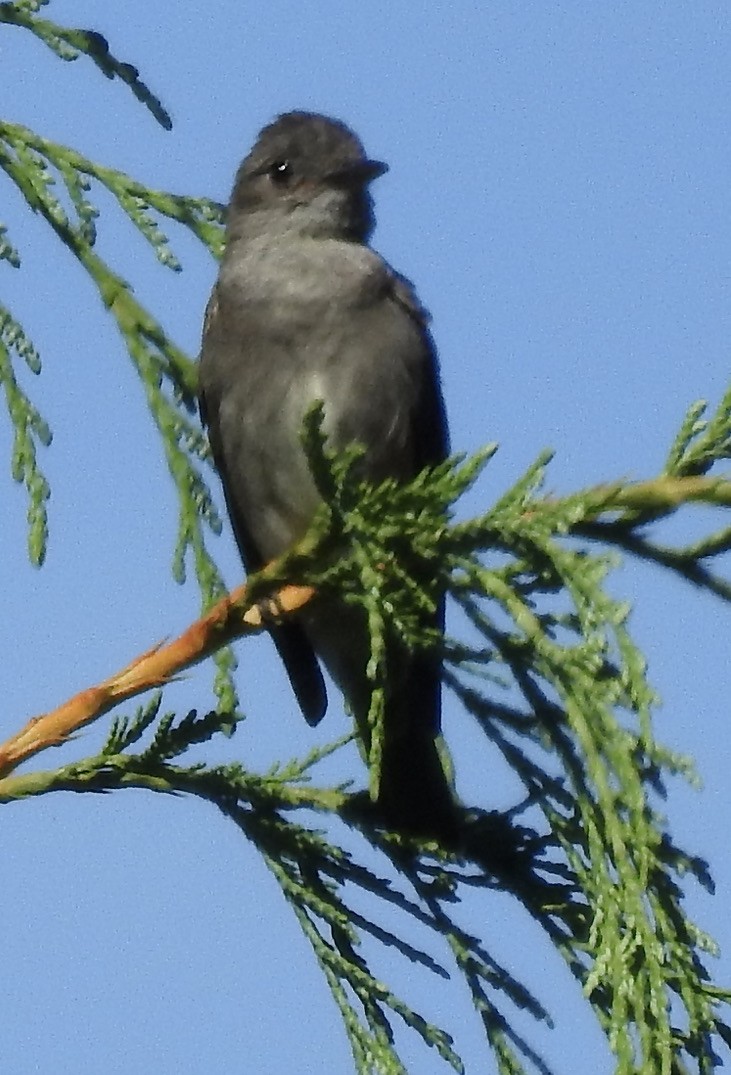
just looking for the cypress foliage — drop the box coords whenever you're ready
[2,5,731,1071]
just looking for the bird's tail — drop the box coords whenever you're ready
[300,598,458,843]
[374,646,458,843]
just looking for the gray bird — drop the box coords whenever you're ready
[199,111,455,837]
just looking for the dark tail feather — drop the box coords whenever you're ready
[295,598,457,839]
[376,648,458,843]
[270,622,328,727]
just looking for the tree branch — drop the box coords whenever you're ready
[0,580,314,779]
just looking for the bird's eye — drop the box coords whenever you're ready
[269,159,293,185]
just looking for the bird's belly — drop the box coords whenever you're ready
[220,366,324,560]
[219,305,417,559]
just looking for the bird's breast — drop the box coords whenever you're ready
[219,235,386,311]
[204,235,429,559]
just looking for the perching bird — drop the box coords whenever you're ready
[199,111,456,837]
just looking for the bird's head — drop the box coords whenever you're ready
[227,111,388,243]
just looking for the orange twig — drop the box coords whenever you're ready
[0,581,315,779]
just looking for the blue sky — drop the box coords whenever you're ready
[1,2,730,1072]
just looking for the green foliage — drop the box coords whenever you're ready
[7,410,731,1072]
[3,6,731,1074]
[0,303,51,563]
[0,0,172,128]
[0,118,226,583]
[0,1,235,707]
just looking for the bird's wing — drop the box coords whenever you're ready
[389,270,450,467]
[199,287,328,727]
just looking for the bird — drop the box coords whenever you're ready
[198,111,456,838]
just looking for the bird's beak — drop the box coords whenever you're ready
[327,159,389,186]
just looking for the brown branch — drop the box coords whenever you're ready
[0,581,315,779]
